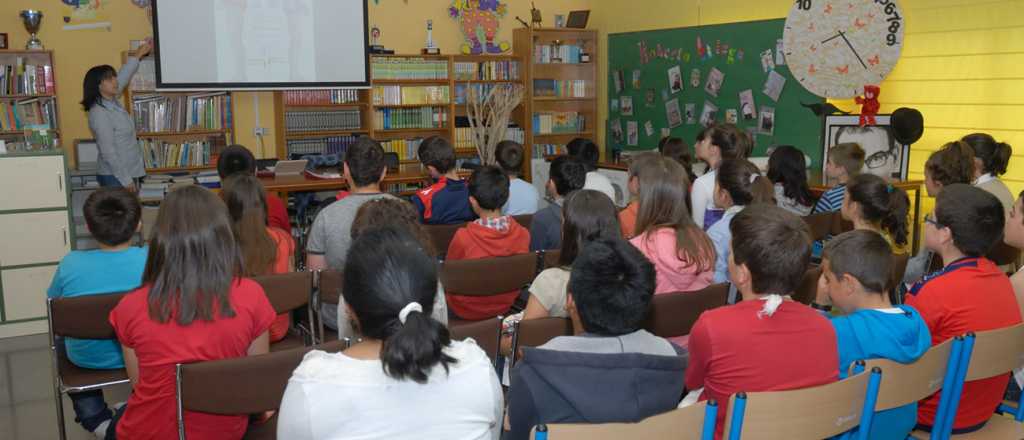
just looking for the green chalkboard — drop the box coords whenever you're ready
[606,18,826,168]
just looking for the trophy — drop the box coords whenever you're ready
[20,10,44,50]
[422,20,440,55]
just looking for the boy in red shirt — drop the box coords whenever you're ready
[686,204,839,439]
[905,184,1022,434]
[447,165,531,320]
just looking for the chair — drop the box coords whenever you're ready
[643,284,729,339]
[440,252,538,308]
[449,316,503,367]
[792,266,823,305]
[175,340,348,440]
[510,317,574,367]
[541,249,562,270]
[723,366,883,440]
[831,213,854,236]
[48,293,130,440]
[891,252,910,305]
[532,401,719,440]
[513,214,534,230]
[425,222,467,258]
[252,272,315,352]
[313,270,344,344]
[803,212,835,241]
[987,241,1020,271]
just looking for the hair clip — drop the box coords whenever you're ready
[886,184,894,194]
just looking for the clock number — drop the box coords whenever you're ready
[796,0,812,10]
[874,0,902,47]
[885,3,896,14]
[887,34,897,46]
[888,21,900,34]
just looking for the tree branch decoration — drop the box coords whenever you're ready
[466,83,524,166]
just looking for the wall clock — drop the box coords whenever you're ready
[783,0,905,99]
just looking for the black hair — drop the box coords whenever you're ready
[658,137,697,183]
[216,145,257,179]
[716,159,775,206]
[935,184,1005,257]
[345,137,387,187]
[548,155,587,197]
[730,204,812,295]
[81,65,117,111]
[496,140,525,176]
[823,230,893,295]
[962,133,1012,177]
[559,190,622,267]
[847,174,910,247]
[568,237,656,335]
[343,226,455,383]
[84,187,141,246]
[696,123,752,160]
[767,145,814,207]
[417,136,456,174]
[566,138,600,170]
[468,165,510,211]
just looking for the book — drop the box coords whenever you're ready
[372,85,450,106]
[453,60,520,81]
[370,57,449,80]
[285,109,361,132]
[283,89,360,105]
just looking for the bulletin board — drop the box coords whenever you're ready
[606,18,826,168]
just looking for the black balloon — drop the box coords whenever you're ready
[891,107,924,145]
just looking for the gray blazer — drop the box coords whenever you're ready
[88,57,145,186]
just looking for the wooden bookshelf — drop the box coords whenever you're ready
[0,51,62,157]
[514,28,599,182]
[273,88,370,159]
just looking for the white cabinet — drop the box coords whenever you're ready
[2,265,57,321]
[0,155,67,210]
[0,211,70,266]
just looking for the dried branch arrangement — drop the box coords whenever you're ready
[466,83,524,166]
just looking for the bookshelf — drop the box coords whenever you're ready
[121,52,235,173]
[273,88,371,160]
[514,28,599,182]
[452,54,527,174]
[0,51,61,156]
[369,54,454,165]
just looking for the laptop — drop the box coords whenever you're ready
[273,159,309,176]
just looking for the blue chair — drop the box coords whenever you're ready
[723,363,883,440]
[532,400,719,440]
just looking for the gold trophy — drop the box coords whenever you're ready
[20,10,44,50]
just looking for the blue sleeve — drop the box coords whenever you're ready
[812,189,831,213]
[410,194,427,222]
[46,261,64,299]
[829,317,854,379]
[708,222,731,284]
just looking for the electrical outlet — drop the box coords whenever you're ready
[253,127,268,136]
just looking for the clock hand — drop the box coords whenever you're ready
[821,33,843,44]
[838,30,868,69]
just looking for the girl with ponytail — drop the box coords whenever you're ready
[277,226,502,440]
[842,174,911,254]
[963,133,1015,213]
[708,159,776,283]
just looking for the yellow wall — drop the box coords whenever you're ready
[1,0,588,164]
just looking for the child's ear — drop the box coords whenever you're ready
[468,196,480,212]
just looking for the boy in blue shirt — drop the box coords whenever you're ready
[813,230,931,440]
[412,136,476,225]
[813,142,865,213]
[48,187,148,436]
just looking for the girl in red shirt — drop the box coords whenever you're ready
[108,185,276,440]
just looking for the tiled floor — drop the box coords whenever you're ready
[0,334,130,440]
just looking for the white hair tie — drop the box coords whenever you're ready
[749,173,759,184]
[757,294,784,318]
[398,302,423,324]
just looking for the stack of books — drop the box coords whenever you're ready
[380,137,425,161]
[138,139,214,169]
[372,86,450,106]
[283,89,360,105]
[453,126,525,151]
[383,182,422,195]
[371,57,449,80]
[132,93,232,133]
[285,109,361,132]
[0,98,57,131]
[533,80,588,98]
[453,60,520,81]
[532,112,586,135]
[195,170,221,189]
[374,107,448,130]
[533,43,585,64]
[286,135,357,156]
[0,59,55,95]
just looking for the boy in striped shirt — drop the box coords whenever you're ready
[814,142,865,213]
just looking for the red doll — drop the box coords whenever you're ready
[855,85,881,126]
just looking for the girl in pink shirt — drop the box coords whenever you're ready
[628,154,716,294]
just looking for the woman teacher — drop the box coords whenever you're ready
[81,43,152,190]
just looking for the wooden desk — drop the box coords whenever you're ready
[808,172,925,252]
[260,168,470,196]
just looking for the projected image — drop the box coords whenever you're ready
[215,0,315,82]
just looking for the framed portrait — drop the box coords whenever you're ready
[823,114,910,181]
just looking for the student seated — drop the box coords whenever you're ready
[1004,191,1024,319]
[217,144,291,231]
[905,184,1023,433]
[222,175,295,342]
[618,137,697,238]
[567,137,616,203]
[530,156,587,251]
[306,137,395,330]
[815,230,931,440]
[692,123,753,229]
[508,238,687,440]
[108,186,277,439]
[767,145,814,216]
[47,188,147,437]
[842,173,911,255]
[813,142,865,213]
[447,165,531,320]
[686,204,838,439]
[496,140,539,216]
[628,154,716,293]
[708,158,776,283]
[413,136,475,225]
[658,136,698,184]
[962,133,1014,213]
[278,226,502,440]
[337,198,449,337]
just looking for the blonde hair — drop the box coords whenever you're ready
[828,143,866,176]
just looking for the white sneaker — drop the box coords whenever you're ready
[92,420,110,439]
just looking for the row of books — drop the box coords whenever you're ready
[533,144,565,158]
[453,126,525,151]
[287,135,358,156]
[138,139,215,169]
[380,137,426,161]
[383,182,422,195]
[283,89,361,105]
[0,98,58,131]
[0,61,55,96]
[533,79,589,98]
[454,83,519,105]
[374,107,449,130]
[371,57,449,80]
[285,109,361,132]
[453,60,520,81]
[533,44,586,64]
[0,128,59,151]
[132,93,232,133]
[533,112,586,135]
[372,86,450,106]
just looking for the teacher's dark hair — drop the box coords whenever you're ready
[81,65,117,111]
[343,226,455,383]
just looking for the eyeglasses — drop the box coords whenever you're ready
[924,215,942,228]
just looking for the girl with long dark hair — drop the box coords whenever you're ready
[767,145,815,216]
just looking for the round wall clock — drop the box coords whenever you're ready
[783,0,905,99]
